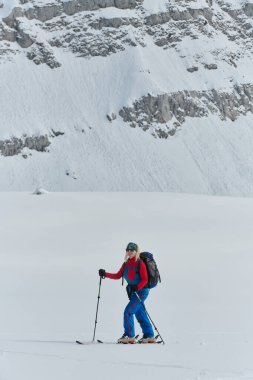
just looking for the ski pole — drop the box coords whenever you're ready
[135,292,165,344]
[93,276,102,342]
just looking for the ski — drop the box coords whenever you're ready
[76,340,117,345]
[76,335,163,345]
[76,335,140,345]
[76,340,93,345]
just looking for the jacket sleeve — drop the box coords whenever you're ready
[105,263,125,280]
[137,261,148,290]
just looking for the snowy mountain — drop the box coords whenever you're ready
[0,0,253,193]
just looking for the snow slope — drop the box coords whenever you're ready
[0,0,253,193]
[0,192,253,379]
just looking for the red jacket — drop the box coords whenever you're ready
[105,257,148,291]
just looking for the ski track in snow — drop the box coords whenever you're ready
[0,341,249,377]
[1,341,252,380]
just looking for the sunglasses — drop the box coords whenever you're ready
[126,249,135,252]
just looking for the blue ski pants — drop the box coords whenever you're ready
[124,288,154,338]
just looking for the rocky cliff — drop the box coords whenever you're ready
[0,0,253,193]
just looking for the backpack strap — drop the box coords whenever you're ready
[122,262,126,286]
[137,258,147,286]
[137,258,141,274]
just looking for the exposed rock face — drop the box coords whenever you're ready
[1,0,144,64]
[119,84,253,138]
[0,22,16,42]
[145,7,213,26]
[107,113,117,122]
[187,67,199,73]
[205,63,218,70]
[7,0,142,24]
[0,0,253,143]
[244,3,253,17]
[27,42,61,68]
[15,20,34,47]
[0,135,51,156]
[1,0,253,65]
[2,7,24,28]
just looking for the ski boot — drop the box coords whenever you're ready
[138,336,157,344]
[118,333,136,344]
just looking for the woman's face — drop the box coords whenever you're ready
[127,249,136,259]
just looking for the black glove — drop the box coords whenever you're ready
[130,284,138,293]
[99,269,106,278]
[126,284,138,299]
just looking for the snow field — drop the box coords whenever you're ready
[0,192,253,379]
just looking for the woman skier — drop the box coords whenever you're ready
[99,242,155,344]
